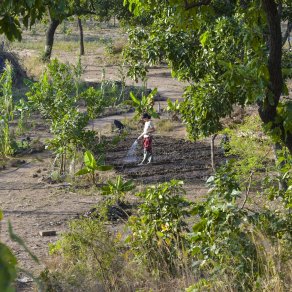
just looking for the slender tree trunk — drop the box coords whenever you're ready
[259,0,292,154]
[211,134,217,172]
[77,17,85,55]
[43,19,60,61]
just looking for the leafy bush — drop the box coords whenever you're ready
[221,115,273,181]
[189,162,259,290]
[166,99,180,121]
[127,180,191,276]
[48,218,125,291]
[26,59,109,174]
[128,88,159,119]
[0,61,14,158]
[188,161,291,291]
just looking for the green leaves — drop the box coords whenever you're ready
[199,31,210,47]
[0,0,46,41]
[0,242,17,292]
[27,59,110,174]
[75,150,112,184]
[0,61,14,157]
[123,0,291,147]
[0,15,22,42]
[101,175,135,202]
[84,150,97,170]
[129,88,159,119]
[127,180,190,275]
[187,163,263,289]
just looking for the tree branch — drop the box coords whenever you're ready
[184,0,211,10]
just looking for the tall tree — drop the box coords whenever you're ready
[43,0,114,60]
[42,0,130,60]
[124,0,292,153]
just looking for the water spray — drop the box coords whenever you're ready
[123,140,138,164]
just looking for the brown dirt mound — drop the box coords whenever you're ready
[0,50,27,86]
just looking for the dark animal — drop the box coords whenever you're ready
[113,119,125,133]
[220,134,231,154]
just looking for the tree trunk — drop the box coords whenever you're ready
[77,17,85,56]
[43,19,60,61]
[259,0,292,154]
[211,134,217,172]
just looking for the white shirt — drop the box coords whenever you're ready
[142,121,154,138]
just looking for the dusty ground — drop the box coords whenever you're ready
[0,24,221,291]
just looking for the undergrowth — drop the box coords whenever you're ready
[41,164,291,291]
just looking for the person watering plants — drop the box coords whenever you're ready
[136,113,155,165]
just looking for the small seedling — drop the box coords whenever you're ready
[75,150,112,185]
[101,175,135,203]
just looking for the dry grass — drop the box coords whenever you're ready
[22,55,45,79]
[156,119,174,132]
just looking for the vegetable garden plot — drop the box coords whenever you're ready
[105,135,223,184]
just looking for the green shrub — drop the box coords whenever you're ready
[75,150,112,185]
[127,180,191,277]
[188,161,291,291]
[0,61,14,158]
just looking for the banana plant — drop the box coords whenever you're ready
[129,88,160,119]
[75,150,112,185]
[166,98,180,121]
[101,175,135,203]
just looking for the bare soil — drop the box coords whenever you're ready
[106,134,221,185]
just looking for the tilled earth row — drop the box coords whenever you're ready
[106,135,223,185]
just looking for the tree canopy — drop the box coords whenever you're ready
[124,0,292,153]
[0,0,47,41]
[0,0,126,41]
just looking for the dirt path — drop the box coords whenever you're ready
[81,63,185,102]
[0,153,99,285]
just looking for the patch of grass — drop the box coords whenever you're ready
[121,117,142,132]
[9,40,44,52]
[105,38,126,55]
[156,118,176,133]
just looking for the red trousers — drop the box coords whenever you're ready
[143,137,152,151]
